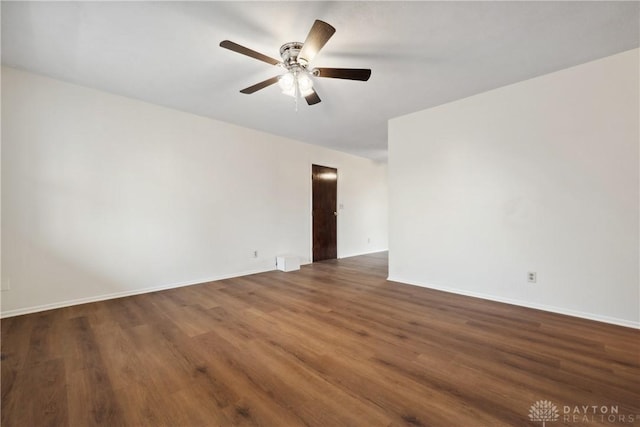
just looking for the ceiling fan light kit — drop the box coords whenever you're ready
[277,41,315,98]
[278,72,314,98]
[220,20,371,107]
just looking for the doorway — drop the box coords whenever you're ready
[312,164,337,262]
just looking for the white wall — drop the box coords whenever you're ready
[389,49,639,328]
[1,66,388,316]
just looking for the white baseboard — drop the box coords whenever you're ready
[0,267,275,318]
[339,249,389,259]
[387,275,640,330]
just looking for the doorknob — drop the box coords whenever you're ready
[334,212,337,216]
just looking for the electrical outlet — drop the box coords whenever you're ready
[367,237,371,244]
[528,272,537,283]
[253,250,258,258]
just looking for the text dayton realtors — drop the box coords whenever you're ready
[563,405,637,423]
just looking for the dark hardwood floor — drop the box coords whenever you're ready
[2,252,639,426]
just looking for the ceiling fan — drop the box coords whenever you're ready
[220,20,371,106]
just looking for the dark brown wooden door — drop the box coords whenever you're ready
[312,165,337,262]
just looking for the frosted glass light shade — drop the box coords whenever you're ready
[278,73,295,91]
[282,86,296,97]
[297,73,313,92]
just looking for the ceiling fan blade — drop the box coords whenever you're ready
[315,68,372,81]
[220,40,280,66]
[305,89,321,105]
[299,20,336,64]
[240,76,280,94]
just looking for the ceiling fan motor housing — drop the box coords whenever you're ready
[280,42,307,69]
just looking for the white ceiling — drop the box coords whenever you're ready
[2,1,638,161]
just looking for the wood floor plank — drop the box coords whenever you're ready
[27,358,68,427]
[2,252,639,426]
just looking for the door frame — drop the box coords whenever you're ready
[309,162,340,262]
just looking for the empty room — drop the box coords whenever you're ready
[1,1,639,426]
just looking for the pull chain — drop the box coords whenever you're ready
[294,72,299,112]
